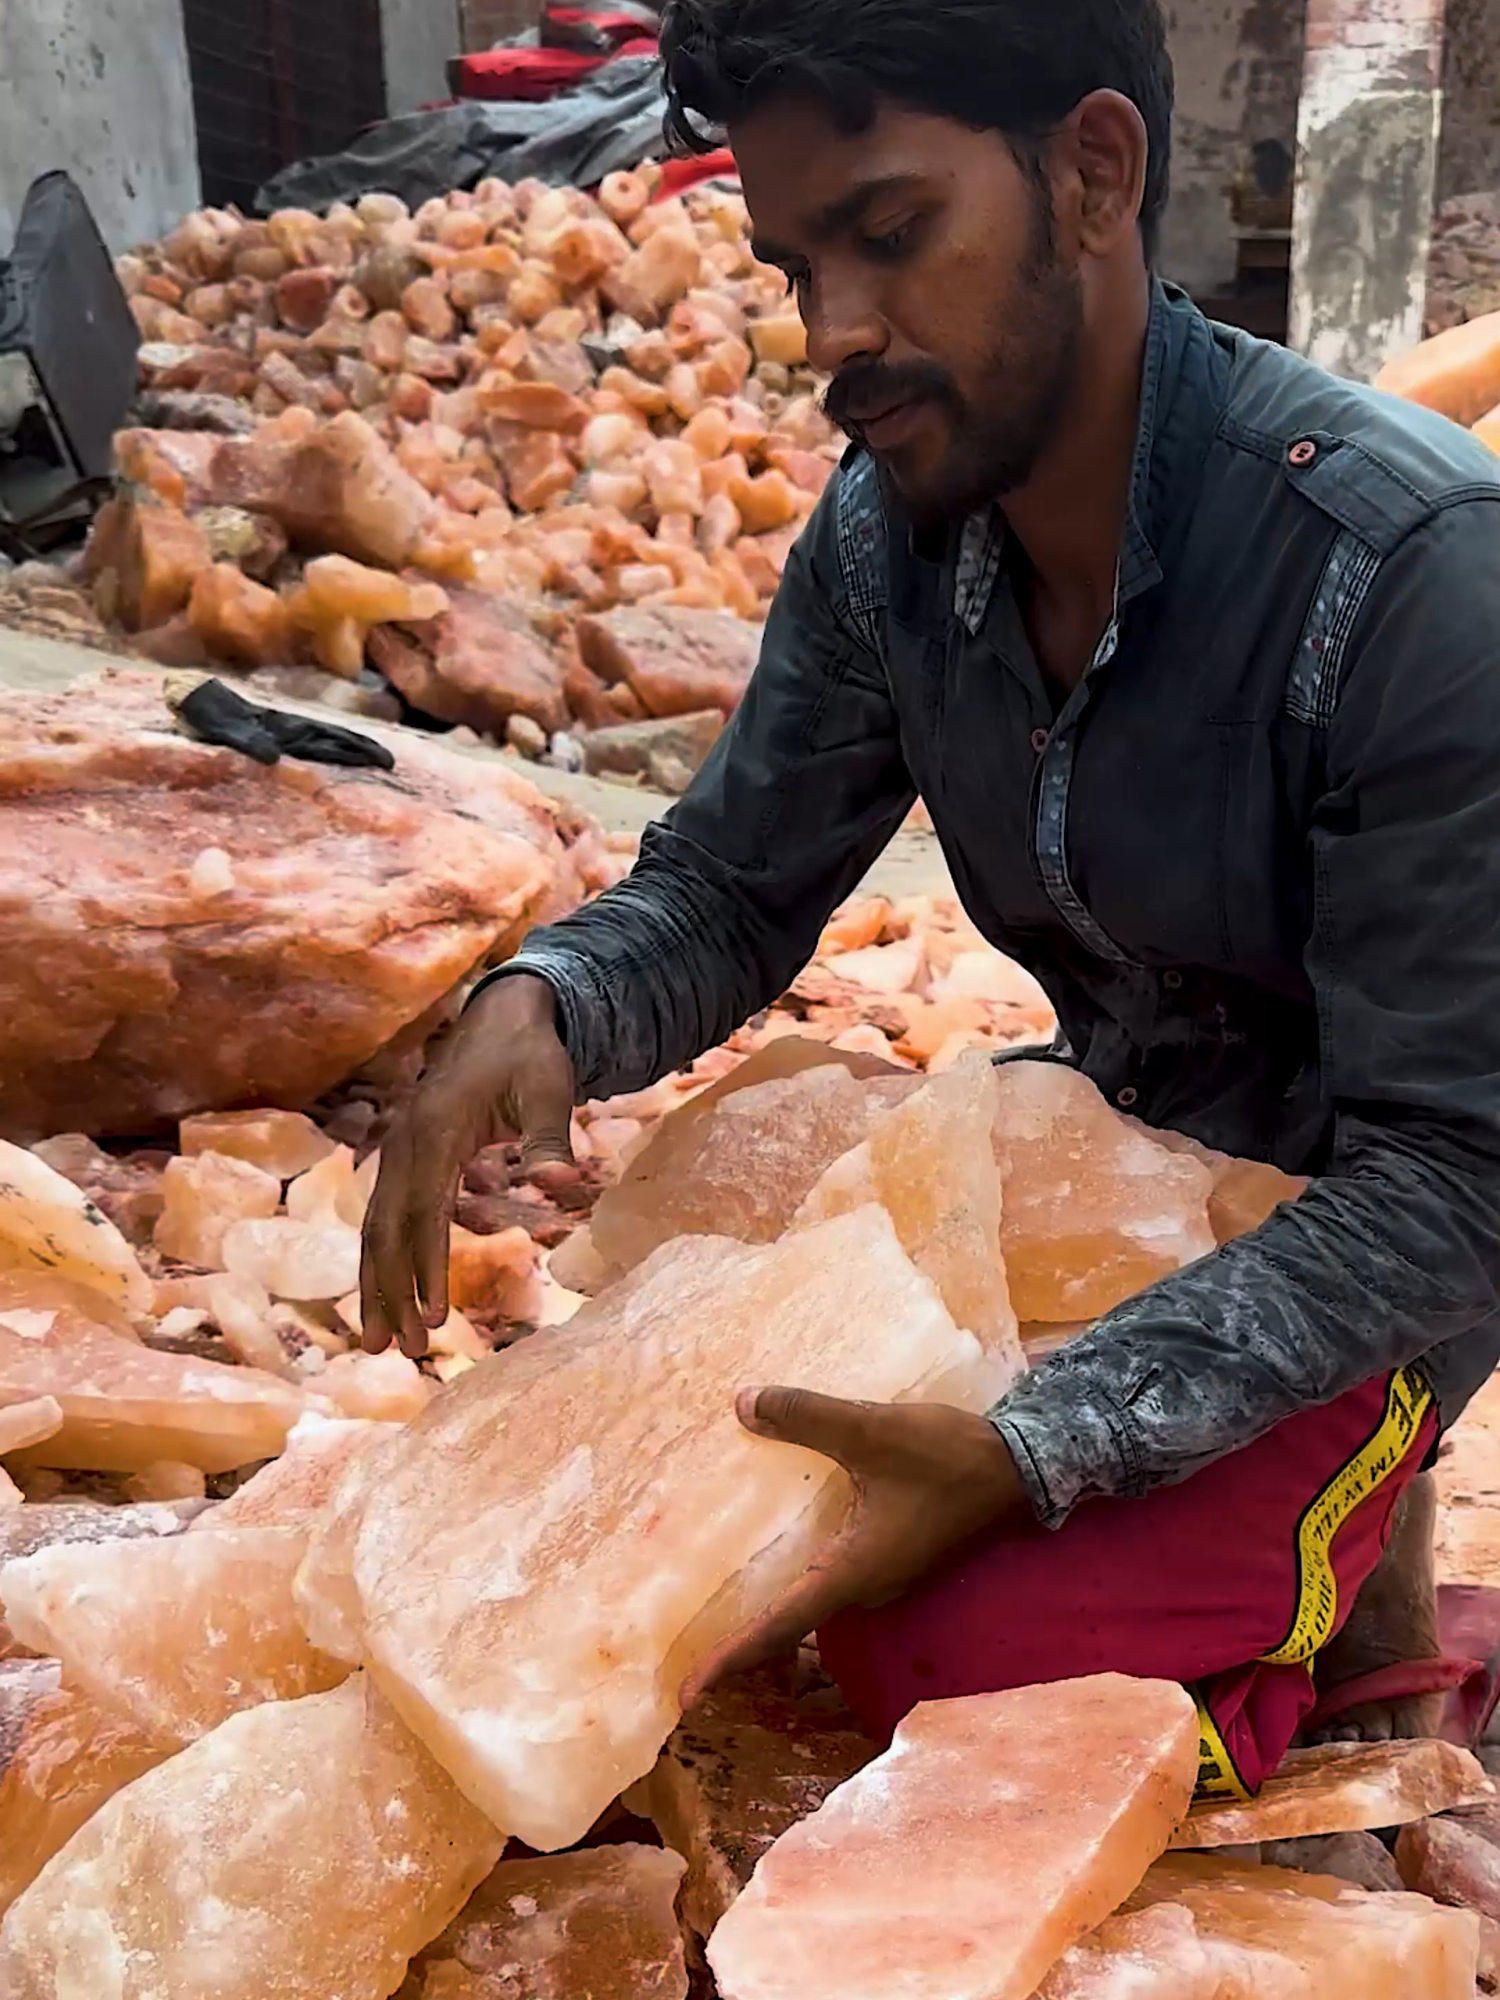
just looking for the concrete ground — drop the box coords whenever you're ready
[0,627,956,902]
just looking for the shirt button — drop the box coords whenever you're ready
[1116,1085,1138,1109]
[1163,969,1183,991]
[1030,727,1049,754]
[1288,438,1318,467]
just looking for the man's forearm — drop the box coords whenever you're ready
[992,1108,1500,1527]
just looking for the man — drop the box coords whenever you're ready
[363,0,1500,1798]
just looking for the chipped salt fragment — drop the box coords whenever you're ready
[188,845,235,898]
[1171,1740,1493,1848]
[221,1214,363,1301]
[154,1150,281,1268]
[0,1140,153,1315]
[180,1108,338,1180]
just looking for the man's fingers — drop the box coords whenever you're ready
[736,1386,877,1470]
[679,1557,854,1710]
[512,1051,580,1184]
[361,1126,439,1359]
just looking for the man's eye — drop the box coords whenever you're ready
[863,221,915,261]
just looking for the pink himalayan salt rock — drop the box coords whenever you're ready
[1396,1812,1500,1917]
[587,1038,905,1283]
[447,1223,542,1326]
[152,1149,281,1266]
[633,1664,876,1939]
[1171,1740,1493,1848]
[1260,1830,1405,1893]
[222,1214,362,1300]
[0,1272,306,1473]
[122,1460,207,1502]
[0,1525,348,1746]
[0,1674,504,2000]
[707,1675,1200,2000]
[368,586,571,739]
[0,1667,165,1917]
[1137,1119,1308,1245]
[319,1348,433,1421]
[294,1206,995,1850]
[1035,1903,1216,1998]
[0,672,576,1142]
[794,1052,1025,1396]
[0,1498,207,1662]
[0,1140,152,1314]
[180,1107,335,1179]
[200,1413,398,1531]
[1126,1853,1479,1997]
[991,1062,1216,1321]
[0,1398,61,1458]
[405,1846,688,2000]
[575,603,760,719]
[27,1135,166,1250]
[286,1144,377,1228]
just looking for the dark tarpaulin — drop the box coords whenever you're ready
[253,57,671,214]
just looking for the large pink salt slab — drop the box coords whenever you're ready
[1128,1853,1479,1996]
[202,1412,398,1531]
[1171,1739,1492,1848]
[1,1525,348,1746]
[0,1140,152,1314]
[1035,1903,1216,1998]
[794,1052,1024,1393]
[0,1674,503,1999]
[406,1845,688,2000]
[586,1039,904,1281]
[295,1205,992,1850]
[991,1063,1215,1321]
[706,1675,1200,2000]
[0,1271,307,1472]
[0,1497,206,1659]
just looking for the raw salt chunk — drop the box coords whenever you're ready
[122,1461,207,1503]
[1171,1739,1493,1849]
[795,1052,1024,1393]
[707,1676,1200,2000]
[294,1206,994,1850]
[285,1144,363,1225]
[588,1040,896,1281]
[991,1063,1216,1321]
[320,1348,433,1422]
[221,1214,363,1300]
[408,1846,687,2000]
[200,1413,397,1531]
[0,1140,153,1315]
[0,1526,348,1746]
[0,1674,504,2000]
[153,1149,281,1267]
[0,1271,306,1473]
[180,1107,338,1180]
[0,1668,165,1916]
[448,1223,540,1325]
[1035,1903,1216,1998]
[1129,1852,1479,1997]
[1260,1830,1404,1893]
[634,1665,875,1938]
[0,1398,62,1458]
[1395,1812,1500,1917]
[0,1496,207,1659]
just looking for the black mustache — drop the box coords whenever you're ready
[822,360,962,431]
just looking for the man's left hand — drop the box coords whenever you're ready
[682,1388,1030,1703]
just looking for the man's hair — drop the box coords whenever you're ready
[659,0,1175,261]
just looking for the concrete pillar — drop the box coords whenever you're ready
[1289,0,1448,380]
[381,0,464,115]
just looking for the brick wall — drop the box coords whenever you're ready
[461,0,537,49]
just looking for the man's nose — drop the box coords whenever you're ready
[803,270,888,379]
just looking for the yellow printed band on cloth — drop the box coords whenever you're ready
[1259,1365,1434,1669]
[1192,1686,1253,1804]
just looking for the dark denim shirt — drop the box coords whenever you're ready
[491,284,1500,1527]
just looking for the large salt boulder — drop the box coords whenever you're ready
[0,670,590,1139]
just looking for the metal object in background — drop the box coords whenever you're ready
[0,174,139,559]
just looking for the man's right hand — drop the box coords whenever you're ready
[360,974,578,1359]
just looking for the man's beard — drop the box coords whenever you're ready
[823,199,1083,527]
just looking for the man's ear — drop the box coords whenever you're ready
[1051,88,1149,259]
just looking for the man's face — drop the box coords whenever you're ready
[733,96,1085,524]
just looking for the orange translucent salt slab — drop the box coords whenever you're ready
[795,1052,1024,1396]
[295,1206,992,1850]
[1128,1853,1479,1997]
[1138,1121,1307,1245]
[991,1063,1215,1320]
[0,1272,307,1473]
[587,1039,903,1282]
[634,1665,876,1938]
[201,1412,399,1531]
[1171,1739,1492,1849]
[153,1149,280,1267]
[407,1846,688,2000]
[0,1675,503,2000]
[0,1140,152,1315]
[180,1108,337,1179]
[707,1675,1199,2000]
[1,1526,348,1747]
[0,1666,165,1917]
